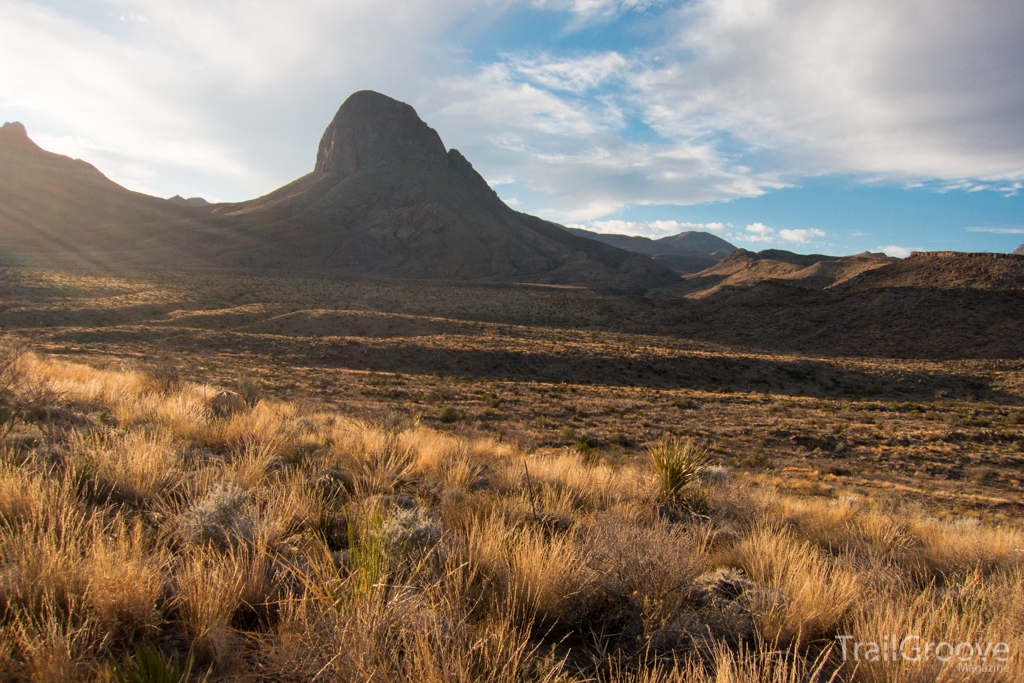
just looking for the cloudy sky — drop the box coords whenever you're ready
[2,0,1023,256]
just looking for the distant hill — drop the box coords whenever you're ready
[677,248,895,297]
[168,195,211,207]
[839,251,1024,291]
[565,226,735,273]
[0,96,676,292]
[1015,244,1024,255]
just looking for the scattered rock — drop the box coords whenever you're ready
[206,390,245,418]
[322,469,361,494]
[692,568,754,604]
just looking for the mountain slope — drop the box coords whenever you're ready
[837,251,1024,291]
[0,95,676,291]
[0,121,211,268]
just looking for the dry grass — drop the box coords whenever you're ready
[0,351,1021,682]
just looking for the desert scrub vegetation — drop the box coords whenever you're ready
[0,350,1021,682]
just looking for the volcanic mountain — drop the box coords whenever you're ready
[0,93,676,292]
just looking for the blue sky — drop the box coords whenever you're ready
[2,0,1023,256]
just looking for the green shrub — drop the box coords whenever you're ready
[649,437,708,499]
[610,432,633,447]
[438,406,459,423]
[237,372,263,407]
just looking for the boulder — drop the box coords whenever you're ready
[206,390,245,418]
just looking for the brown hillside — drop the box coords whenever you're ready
[840,251,1024,291]
[678,249,894,297]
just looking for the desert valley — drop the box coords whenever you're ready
[1,92,1023,682]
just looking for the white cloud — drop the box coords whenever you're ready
[965,227,1024,234]
[530,0,664,26]
[779,228,825,243]
[511,52,630,94]
[4,0,1022,221]
[742,222,775,242]
[0,0,483,198]
[876,245,918,258]
[431,60,784,221]
[636,0,1024,183]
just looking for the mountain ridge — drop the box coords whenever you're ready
[0,94,677,292]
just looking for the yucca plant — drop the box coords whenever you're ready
[108,645,209,683]
[649,437,708,499]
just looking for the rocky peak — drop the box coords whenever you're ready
[1,122,27,136]
[1014,244,1024,256]
[314,91,449,175]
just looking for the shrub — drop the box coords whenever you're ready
[236,373,262,408]
[178,485,254,549]
[147,355,182,395]
[0,339,25,438]
[610,432,633,447]
[649,437,708,499]
[438,406,459,424]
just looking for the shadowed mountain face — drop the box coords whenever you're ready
[314,91,449,175]
[0,94,677,292]
[216,91,677,291]
[0,121,204,269]
[564,226,735,274]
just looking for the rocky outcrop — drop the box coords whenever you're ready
[1,121,27,137]
[314,91,449,176]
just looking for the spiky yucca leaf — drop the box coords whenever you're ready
[649,438,708,498]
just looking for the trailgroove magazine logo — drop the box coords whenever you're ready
[836,635,1012,673]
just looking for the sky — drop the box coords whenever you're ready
[1,0,1023,257]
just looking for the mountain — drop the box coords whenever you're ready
[168,195,210,207]
[0,94,676,292]
[0,121,204,268]
[1015,244,1024,255]
[212,92,676,291]
[564,226,735,274]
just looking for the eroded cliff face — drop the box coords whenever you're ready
[314,90,449,176]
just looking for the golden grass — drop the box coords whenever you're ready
[0,351,1021,682]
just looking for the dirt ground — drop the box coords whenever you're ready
[3,266,1022,521]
